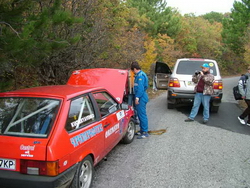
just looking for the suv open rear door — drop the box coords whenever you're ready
[154,62,172,90]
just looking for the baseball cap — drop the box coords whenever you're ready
[201,63,210,68]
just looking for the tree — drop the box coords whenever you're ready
[175,16,223,59]
[222,0,250,54]
[126,0,181,38]
[139,36,157,73]
[0,0,145,90]
[244,26,250,64]
[0,0,83,88]
[202,11,225,23]
[155,34,182,66]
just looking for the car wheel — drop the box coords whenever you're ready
[210,105,219,113]
[167,103,175,109]
[121,120,135,144]
[71,155,94,188]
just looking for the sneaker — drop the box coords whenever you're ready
[238,117,245,125]
[137,132,149,139]
[203,119,208,124]
[135,131,142,136]
[184,118,194,122]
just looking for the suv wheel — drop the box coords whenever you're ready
[167,103,175,109]
[210,105,219,113]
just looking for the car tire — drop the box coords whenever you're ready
[210,105,219,113]
[167,103,175,109]
[71,155,94,188]
[120,120,135,144]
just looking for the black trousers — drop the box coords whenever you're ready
[240,99,250,123]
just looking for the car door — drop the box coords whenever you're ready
[65,94,106,164]
[92,91,123,154]
[153,61,172,90]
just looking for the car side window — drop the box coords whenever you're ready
[92,92,118,117]
[65,95,95,131]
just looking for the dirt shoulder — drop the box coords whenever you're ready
[147,88,166,100]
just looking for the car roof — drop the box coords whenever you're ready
[178,58,216,62]
[0,85,104,100]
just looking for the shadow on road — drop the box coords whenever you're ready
[176,102,250,136]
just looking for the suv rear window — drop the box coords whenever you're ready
[0,97,60,137]
[176,61,217,76]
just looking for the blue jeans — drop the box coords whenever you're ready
[189,93,211,121]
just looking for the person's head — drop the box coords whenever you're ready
[131,61,141,73]
[201,63,210,73]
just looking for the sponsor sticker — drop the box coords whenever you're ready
[118,70,126,74]
[105,123,119,138]
[209,63,214,67]
[20,145,35,158]
[116,110,125,121]
[21,150,33,158]
[70,124,103,148]
[71,114,95,128]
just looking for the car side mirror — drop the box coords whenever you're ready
[120,103,129,110]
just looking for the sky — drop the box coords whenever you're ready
[166,0,236,16]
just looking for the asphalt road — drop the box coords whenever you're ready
[92,76,250,188]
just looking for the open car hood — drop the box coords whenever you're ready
[67,68,129,103]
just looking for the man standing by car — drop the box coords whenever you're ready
[238,66,250,126]
[185,63,214,124]
[131,61,149,139]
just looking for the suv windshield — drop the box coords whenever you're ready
[176,61,217,76]
[0,97,60,137]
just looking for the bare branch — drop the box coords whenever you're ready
[0,22,21,38]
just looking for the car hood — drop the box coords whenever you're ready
[67,68,129,103]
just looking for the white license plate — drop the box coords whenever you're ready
[0,158,16,170]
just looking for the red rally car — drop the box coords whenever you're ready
[0,68,135,188]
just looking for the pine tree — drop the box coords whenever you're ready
[222,0,250,54]
[126,0,181,38]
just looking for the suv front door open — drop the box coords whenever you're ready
[154,62,172,90]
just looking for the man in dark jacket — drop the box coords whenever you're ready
[185,63,214,124]
[238,67,250,126]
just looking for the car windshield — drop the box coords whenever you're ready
[0,97,60,137]
[176,61,217,76]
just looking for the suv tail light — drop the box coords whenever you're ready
[213,80,223,90]
[169,78,180,87]
[20,160,59,176]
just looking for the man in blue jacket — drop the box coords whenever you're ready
[131,61,149,139]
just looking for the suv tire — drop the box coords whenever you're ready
[167,103,175,109]
[210,105,219,113]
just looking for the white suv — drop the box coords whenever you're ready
[154,58,223,113]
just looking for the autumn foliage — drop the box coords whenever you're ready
[1,0,250,91]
